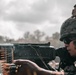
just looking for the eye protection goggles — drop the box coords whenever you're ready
[62,35,76,44]
[63,39,73,44]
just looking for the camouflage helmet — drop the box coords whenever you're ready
[60,18,76,41]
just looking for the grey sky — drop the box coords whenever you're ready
[0,0,76,39]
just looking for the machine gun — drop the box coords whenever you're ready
[0,42,56,75]
[13,42,55,70]
[0,42,76,75]
[11,42,76,74]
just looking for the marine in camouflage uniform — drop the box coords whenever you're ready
[58,17,76,75]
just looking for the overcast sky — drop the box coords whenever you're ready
[0,0,76,40]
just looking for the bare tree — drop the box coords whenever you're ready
[4,36,15,43]
[34,30,45,42]
[52,32,60,40]
[0,36,4,43]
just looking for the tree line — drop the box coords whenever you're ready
[0,30,64,48]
